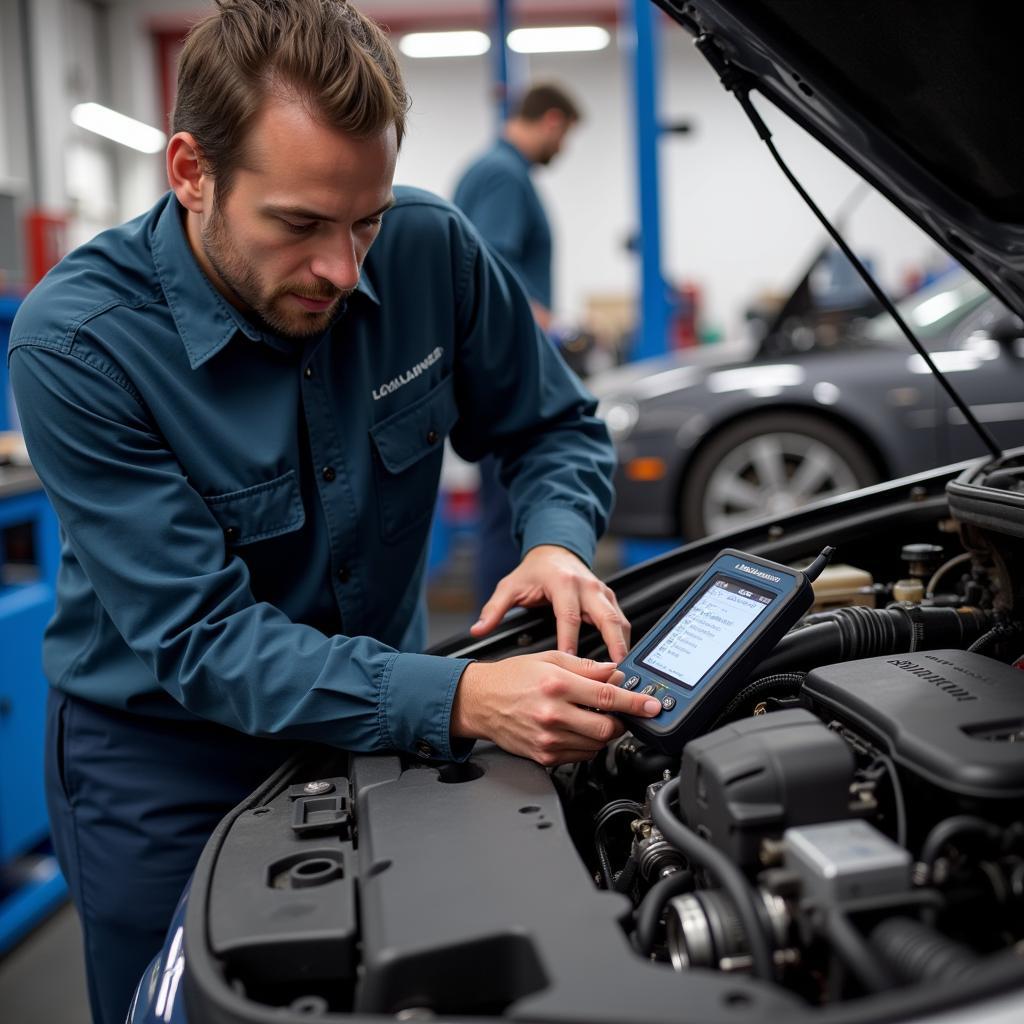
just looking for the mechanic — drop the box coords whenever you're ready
[7,3,662,1022]
[454,82,582,603]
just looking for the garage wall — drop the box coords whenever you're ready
[383,22,944,338]
[16,0,944,338]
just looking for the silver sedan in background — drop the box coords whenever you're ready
[594,271,1024,539]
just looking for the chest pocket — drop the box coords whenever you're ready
[203,469,305,547]
[370,375,458,543]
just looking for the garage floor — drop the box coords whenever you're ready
[0,905,90,1024]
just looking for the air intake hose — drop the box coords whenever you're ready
[870,917,980,985]
[756,605,991,677]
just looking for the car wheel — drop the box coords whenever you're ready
[680,412,880,538]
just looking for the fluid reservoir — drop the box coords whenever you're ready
[810,564,874,611]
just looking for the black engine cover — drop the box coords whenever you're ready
[802,649,1024,801]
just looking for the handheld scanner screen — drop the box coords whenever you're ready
[639,574,776,686]
[614,547,830,751]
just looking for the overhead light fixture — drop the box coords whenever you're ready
[399,30,490,59]
[71,102,166,154]
[507,26,611,54]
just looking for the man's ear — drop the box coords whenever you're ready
[166,132,208,213]
[542,109,567,134]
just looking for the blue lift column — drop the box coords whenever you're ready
[621,2,683,565]
[623,0,673,362]
[492,0,512,125]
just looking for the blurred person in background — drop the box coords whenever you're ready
[454,82,582,604]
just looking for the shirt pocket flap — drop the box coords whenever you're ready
[204,469,305,546]
[370,377,458,474]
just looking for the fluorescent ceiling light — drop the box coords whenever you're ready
[399,31,490,59]
[71,102,166,154]
[507,26,611,53]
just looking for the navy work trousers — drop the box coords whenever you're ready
[44,689,295,1024]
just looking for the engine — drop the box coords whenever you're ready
[183,454,1024,1022]
[563,456,1024,1005]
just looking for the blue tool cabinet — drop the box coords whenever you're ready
[0,297,67,953]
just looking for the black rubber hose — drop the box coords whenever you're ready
[756,621,845,676]
[870,917,980,985]
[593,800,643,889]
[652,778,774,980]
[968,622,1023,656]
[823,910,894,993]
[920,815,1003,869]
[594,800,643,832]
[711,672,806,730]
[595,836,616,890]
[631,869,695,956]
[613,856,640,895]
[757,606,991,678]
[874,750,907,849]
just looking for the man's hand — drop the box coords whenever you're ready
[451,652,663,766]
[470,544,631,662]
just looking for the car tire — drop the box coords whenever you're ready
[680,412,880,539]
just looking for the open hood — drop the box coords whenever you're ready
[656,1,1024,319]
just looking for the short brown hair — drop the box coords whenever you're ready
[513,82,582,123]
[172,0,409,196]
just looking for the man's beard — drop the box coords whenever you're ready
[201,204,349,339]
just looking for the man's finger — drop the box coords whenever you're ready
[551,587,583,656]
[586,598,630,663]
[470,584,516,637]
[545,652,619,680]
[559,704,628,744]
[565,678,662,718]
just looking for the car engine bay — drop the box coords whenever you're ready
[181,452,1024,1024]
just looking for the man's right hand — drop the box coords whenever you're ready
[450,652,664,766]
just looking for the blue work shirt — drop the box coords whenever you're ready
[8,188,613,761]
[454,138,553,310]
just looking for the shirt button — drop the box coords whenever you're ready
[224,526,239,543]
[322,466,336,482]
[426,429,439,445]
[337,566,351,583]
[304,366,313,379]
[414,740,435,759]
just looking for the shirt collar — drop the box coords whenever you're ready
[497,136,533,171]
[151,192,380,370]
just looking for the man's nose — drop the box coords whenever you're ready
[310,245,359,292]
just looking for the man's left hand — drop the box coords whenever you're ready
[469,545,631,661]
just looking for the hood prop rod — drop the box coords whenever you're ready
[694,33,1003,464]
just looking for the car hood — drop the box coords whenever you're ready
[587,340,755,401]
[656,0,1024,320]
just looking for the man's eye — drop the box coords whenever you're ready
[359,216,383,230]
[282,220,316,234]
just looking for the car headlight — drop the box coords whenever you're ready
[597,398,640,442]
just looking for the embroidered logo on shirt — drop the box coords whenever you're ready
[372,346,444,401]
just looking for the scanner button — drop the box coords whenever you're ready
[640,684,658,697]
[623,675,641,691]
[660,695,677,712]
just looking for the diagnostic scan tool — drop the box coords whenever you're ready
[616,547,833,751]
